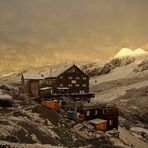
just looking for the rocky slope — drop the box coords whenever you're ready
[89,57,148,147]
[82,56,135,77]
[0,48,148,147]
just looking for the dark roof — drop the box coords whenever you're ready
[45,64,89,79]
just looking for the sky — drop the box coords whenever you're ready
[0,0,148,72]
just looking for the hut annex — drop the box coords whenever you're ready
[21,73,44,97]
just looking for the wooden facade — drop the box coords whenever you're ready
[21,73,44,97]
[97,106,119,130]
[55,65,89,94]
[43,65,94,101]
[79,103,119,130]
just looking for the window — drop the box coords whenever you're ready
[71,80,76,84]
[69,76,72,80]
[80,90,85,94]
[76,77,79,80]
[109,120,113,126]
[76,84,80,87]
[60,84,63,87]
[60,76,63,79]
[83,77,87,80]
[47,80,51,85]
[72,68,75,72]
[68,84,72,87]
[82,84,86,87]
[50,89,53,94]
[95,110,98,115]
[86,111,90,116]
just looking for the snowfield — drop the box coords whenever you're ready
[90,63,138,85]
[92,79,148,103]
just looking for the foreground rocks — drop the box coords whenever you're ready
[0,93,123,148]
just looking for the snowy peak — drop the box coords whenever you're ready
[114,48,148,58]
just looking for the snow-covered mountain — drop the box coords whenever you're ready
[81,48,148,77]
[82,56,136,77]
[0,48,147,85]
[1,48,148,86]
[114,48,148,58]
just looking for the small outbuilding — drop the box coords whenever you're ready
[21,72,44,97]
[78,103,119,130]
[97,104,119,130]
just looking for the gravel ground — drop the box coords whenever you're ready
[0,94,121,148]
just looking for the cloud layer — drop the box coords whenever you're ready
[0,0,148,72]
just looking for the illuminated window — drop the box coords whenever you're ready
[60,84,63,87]
[95,110,98,115]
[82,84,86,87]
[69,76,72,80]
[80,90,85,94]
[76,84,80,87]
[109,120,113,126]
[68,84,72,87]
[76,77,79,80]
[83,77,87,80]
[86,111,90,116]
[71,80,76,84]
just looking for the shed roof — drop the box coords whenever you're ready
[22,73,44,80]
[89,119,107,125]
[40,87,51,91]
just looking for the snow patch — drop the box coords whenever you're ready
[90,63,138,85]
[130,127,148,134]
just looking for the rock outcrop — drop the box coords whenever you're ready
[82,56,135,77]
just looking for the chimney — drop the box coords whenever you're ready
[50,67,52,75]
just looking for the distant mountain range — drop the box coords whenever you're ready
[0,48,148,82]
[81,48,148,77]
